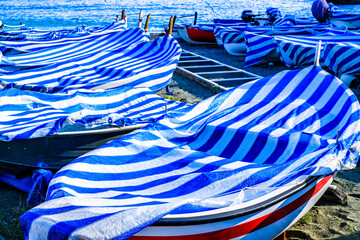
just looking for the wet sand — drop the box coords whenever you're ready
[0,41,359,240]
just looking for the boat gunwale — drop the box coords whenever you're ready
[154,174,329,226]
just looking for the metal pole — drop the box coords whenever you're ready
[314,40,322,66]
[138,10,144,28]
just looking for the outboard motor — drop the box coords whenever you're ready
[241,10,256,23]
[266,7,282,23]
[312,0,330,23]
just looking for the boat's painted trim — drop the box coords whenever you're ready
[131,174,333,239]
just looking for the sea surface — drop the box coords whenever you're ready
[1,0,360,32]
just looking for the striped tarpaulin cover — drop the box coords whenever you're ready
[2,28,150,67]
[275,34,360,68]
[0,21,127,41]
[0,21,127,40]
[21,66,360,239]
[329,3,360,22]
[0,21,127,54]
[244,29,358,67]
[0,34,181,93]
[273,15,319,27]
[216,25,316,51]
[215,26,270,48]
[0,87,186,141]
[323,42,360,76]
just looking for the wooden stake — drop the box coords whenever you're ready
[121,9,126,20]
[144,14,151,32]
[194,11,198,25]
[168,16,174,36]
[322,185,348,204]
[138,10,144,28]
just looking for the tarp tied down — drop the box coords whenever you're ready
[0,23,181,93]
[21,66,360,239]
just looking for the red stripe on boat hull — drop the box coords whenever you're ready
[186,27,216,43]
[130,174,333,240]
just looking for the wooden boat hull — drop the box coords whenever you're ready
[131,174,334,239]
[0,125,143,176]
[178,26,217,45]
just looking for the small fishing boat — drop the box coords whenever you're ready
[177,25,217,44]
[0,30,181,93]
[21,65,360,240]
[0,124,144,176]
[312,0,360,29]
[328,3,360,29]
[132,174,334,239]
[0,87,187,176]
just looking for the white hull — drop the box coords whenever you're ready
[224,43,247,56]
[132,174,334,240]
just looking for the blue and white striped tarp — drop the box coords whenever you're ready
[1,28,149,68]
[0,21,127,54]
[329,3,360,23]
[244,31,277,66]
[0,87,187,141]
[323,42,360,76]
[216,25,316,51]
[0,22,126,41]
[214,26,267,48]
[275,33,360,68]
[244,29,356,67]
[21,66,360,239]
[0,34,181,93]
[273,15,319,27]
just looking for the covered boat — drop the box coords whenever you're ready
[0,20,127,41]
[0,28,181,93]
[177,25,218,44]
[0,87,187,176]
[21,66,360,239]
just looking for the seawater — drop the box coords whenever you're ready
[1,0,360,31]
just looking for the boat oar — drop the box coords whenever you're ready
[194,11,198,25]
[314,40,322,66]
[144,14,151,32]
[138,10,144,28]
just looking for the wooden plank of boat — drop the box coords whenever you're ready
[176,50,261,92]
[0,124,145,177]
